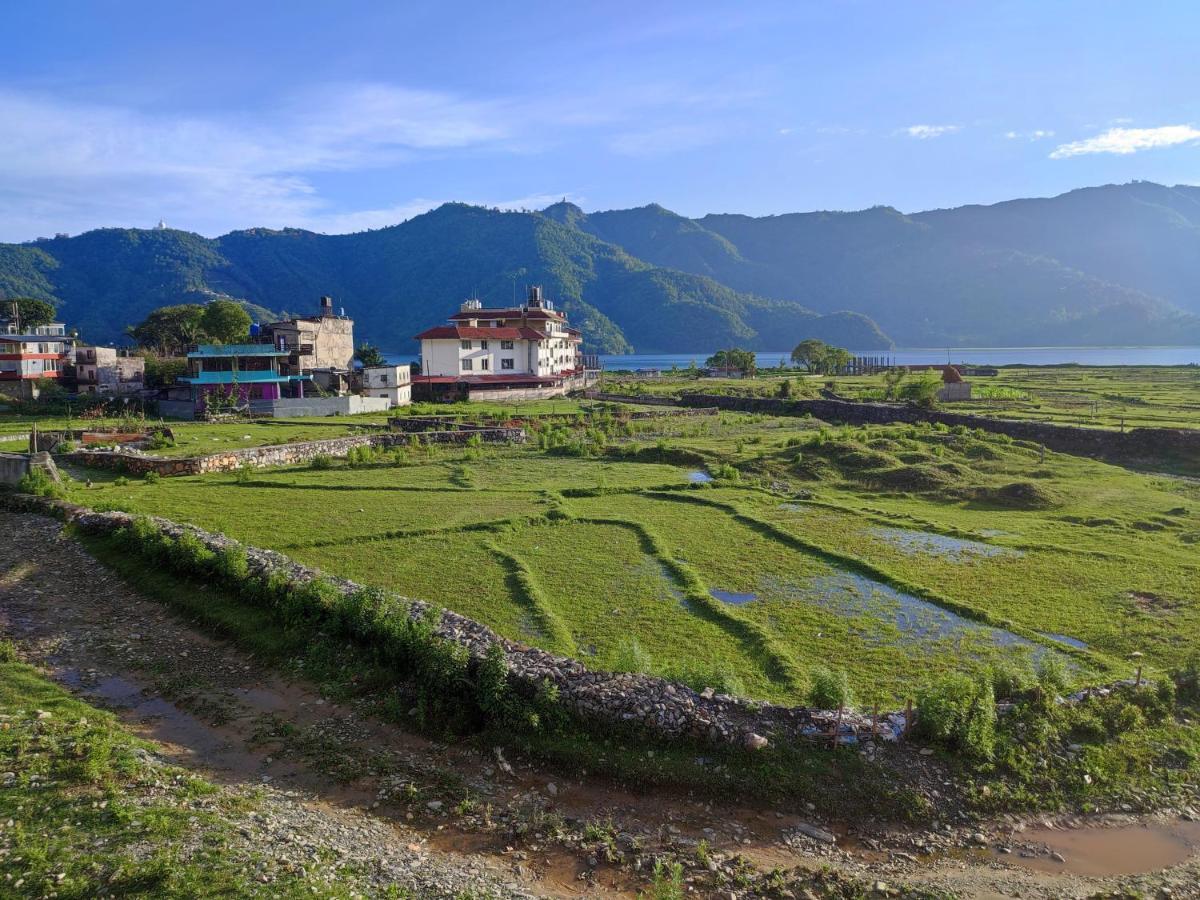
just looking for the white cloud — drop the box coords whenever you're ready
[903,124,960,139]
[1005,129,1055,141]
[1050,125,1200,159]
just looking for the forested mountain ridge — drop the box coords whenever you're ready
[3,181,1199,352]
[0,204,889,353]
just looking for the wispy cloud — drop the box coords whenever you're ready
[1005,129,1055,141]
[902,124,960,139]
[1049,125,1200,159]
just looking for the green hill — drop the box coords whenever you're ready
[0,205,891,353]
[5,181,1200,353]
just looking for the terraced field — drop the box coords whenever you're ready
[55,407,1200,708]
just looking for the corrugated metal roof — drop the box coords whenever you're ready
[414,325,546,341]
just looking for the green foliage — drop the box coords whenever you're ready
[143,471,161,484]
[808,665,854,709]
[790,339,853,375]
[17,466,63,498]
[897,373,942,407]
[611,638,654,674]
[704,347,757,376]
[3,296,57,328]
[355,343,386,367]
[309,453,333,470]
[128,303,206,355]
[915,673,996,759]
[198,298,252,344]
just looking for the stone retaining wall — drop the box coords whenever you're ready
[0,492,896,750]
[592,392,1200,465]
[63,427,527,476]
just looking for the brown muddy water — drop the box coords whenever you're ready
[998,820,1200,877]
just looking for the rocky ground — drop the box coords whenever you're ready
[3,509,1200,898]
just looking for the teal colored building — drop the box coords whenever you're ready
[182,344,310,412]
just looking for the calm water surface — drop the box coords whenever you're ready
[386,346,1200,369]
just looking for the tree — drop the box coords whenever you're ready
[355,343,386,367]
[791,339,828,373]
[898,373,942,407]
[128,304,206,356]
[198,299,252,344]
[705,348,757,376]
[4,297,58,329]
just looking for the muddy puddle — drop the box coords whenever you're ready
[996,819,1200,877]
[870,526,1018,561]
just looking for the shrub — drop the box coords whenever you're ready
[17,466,63,498]
[988,658,1037,701]
[310,454,333,470]
[915,673,996,759]
[713,463,740,482]
[143,471,161,484]
[56,439,76,453]
[1035,655,1070,697]
[808,665,853,709]
[0,640,17,663]
[147,431,174,450]
[113,476,129,487]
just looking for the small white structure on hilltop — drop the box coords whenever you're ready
[155,219,168,230]
[412,286,599,401]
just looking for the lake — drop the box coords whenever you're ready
[385,346,1200,369]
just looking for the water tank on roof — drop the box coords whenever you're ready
[249,323,261,338]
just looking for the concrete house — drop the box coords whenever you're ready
[413,286,598,401]
[73,346,145,395]
[360,363,412,407]
[0,316,75,400]
[263,297,355,393]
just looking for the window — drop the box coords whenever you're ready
[500,340,513,350]
[461,339,472,350]
[462,358,473,371]
[501,358,514,370]
[480,358,490,371]
[480,340,489,350]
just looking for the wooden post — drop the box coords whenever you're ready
[1135,665,1143,688]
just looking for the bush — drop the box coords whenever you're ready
[808,665,853,709]
[17,466,63,498]
[113,476,129,487]
[310,454,333,470]
[143,471,161,484]
[147,431,174,450]
[56,439,76,453]
[915,673,996,759]
[1036,655,1070,697]
[988,658,1037,701]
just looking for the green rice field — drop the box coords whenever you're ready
[53,405,1200,707]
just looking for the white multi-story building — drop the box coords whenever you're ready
[0,317,74,399]
[413,286,593,400]
[360,363,412,407]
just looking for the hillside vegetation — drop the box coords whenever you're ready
[7,181,1200,353]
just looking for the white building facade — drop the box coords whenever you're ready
[360,363,412,407]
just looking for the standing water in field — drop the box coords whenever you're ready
[770,571,1047,656]
[687,470,714,483]
[870,527,1020,561]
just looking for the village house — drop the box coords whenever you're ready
[0,314,75,400]
[413,286,598,401]
[177,342,311,416]
[72,346,145,396]
[359,363,412,408]
[263,296,355,394]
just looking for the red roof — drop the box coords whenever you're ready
[448,307,563,321]
[414,324,546,341]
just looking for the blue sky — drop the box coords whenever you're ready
[3,0,1198,241]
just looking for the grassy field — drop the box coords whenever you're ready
[51,404,1200,708]
[603,365,1200,430]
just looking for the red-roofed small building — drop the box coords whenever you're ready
[413,286,599,401]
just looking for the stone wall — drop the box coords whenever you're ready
[595,392,1200,466]
[0,451,58,486]
[0,492,894,750]
[62,427,527,476]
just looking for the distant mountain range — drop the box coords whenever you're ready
[3,181,1200,353]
